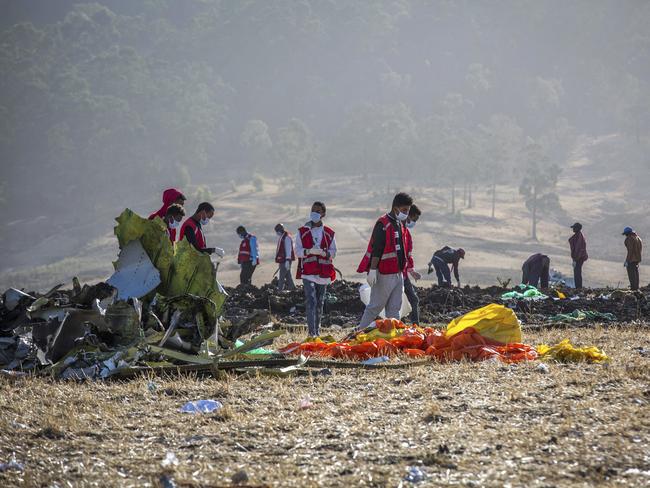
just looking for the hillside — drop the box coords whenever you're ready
[1,135,648,292]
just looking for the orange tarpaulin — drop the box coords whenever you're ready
[279,305,538,363]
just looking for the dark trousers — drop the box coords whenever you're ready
[403,277,420,325]
[573,260,584,289]
[240,261,256,285]
[627,261,640,290]
[431,256,451,286]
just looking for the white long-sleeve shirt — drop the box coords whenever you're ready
[295,224,337,285]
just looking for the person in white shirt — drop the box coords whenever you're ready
[295,201,337,337]
[274,223,296,291]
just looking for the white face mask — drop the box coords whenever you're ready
[200,218,210,226]
[169,219,181,229]
[310,212,322,223]
[406,221,416,229]
[396,211,408,221]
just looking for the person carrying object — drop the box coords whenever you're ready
[237,226,259,285]
[295,201,337,338]
[274,223,296,291]
[427,246,465,288]
[623,226,643,291]
[357,192,413,329]
[568,222,588,289]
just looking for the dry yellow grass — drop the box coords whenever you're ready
[1,326,649,487]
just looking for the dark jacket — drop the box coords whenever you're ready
[569,231,588,263]
[625,233,643,263]
[433,246,461,281]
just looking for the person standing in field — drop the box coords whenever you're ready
[295,201,337,338]
[274,223,296,291]
[623,226,643,291]
[237,226,259,285]
[357,192,413,329]
[403,204,422,324]
[568,222,588,289]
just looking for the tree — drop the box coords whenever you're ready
[479,114,523,218]
[240,119,273,173]
[275,118,317,191]
[519,141,561,241]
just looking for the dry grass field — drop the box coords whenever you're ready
[2,326,649,487]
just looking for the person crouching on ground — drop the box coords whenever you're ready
[274,223,296,291]
[521,253,550,289]
[295,201,337,338]
[237,226,259,285]
[357,192,413,330]
[427,246,465,288]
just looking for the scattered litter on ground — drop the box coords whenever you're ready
[547,310,616,323]
[404,466,426,483]
[0,454,24,472]
[161,451,179,467]
[501,285,548,301]
[537,339,609,363]
[179,399,223,414]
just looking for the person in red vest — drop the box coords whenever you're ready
[403,204,422,324]
[295,201,337,338]
[237,226,259,285]
[164,204,185,244]
[274,223,296,291]
[357,192,413,329]
[149,188,186,221]
[179,202,224,257]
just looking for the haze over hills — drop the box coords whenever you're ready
[1,0,649,289]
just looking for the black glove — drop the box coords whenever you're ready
[427,264,433,274]
[204,247,216,255]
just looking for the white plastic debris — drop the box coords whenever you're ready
[359,283,411,319]
[161,452,179,468]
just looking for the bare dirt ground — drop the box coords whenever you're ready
[2,326,649,487]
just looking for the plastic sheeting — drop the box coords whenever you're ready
[358,283,411,319]
[537,339,609,363]
[280,306,537,363]
[446,303,521,344]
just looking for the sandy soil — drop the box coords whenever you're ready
[1,326,649,487]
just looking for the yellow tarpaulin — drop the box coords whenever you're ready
[537,339,609,363]
[446,303,521,344]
